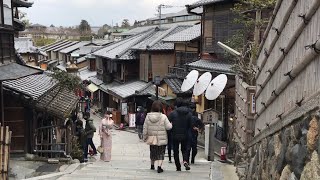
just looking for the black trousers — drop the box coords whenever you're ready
[187,134,198,163]
[84,138,97,159]
[167,133,173,161]
[173,139,188,169]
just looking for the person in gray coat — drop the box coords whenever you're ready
[143,101,172,173]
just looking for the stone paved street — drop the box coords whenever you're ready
[57,112,237,180]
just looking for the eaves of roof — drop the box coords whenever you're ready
[187,0,231,10]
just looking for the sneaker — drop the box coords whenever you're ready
[184,162,191,171]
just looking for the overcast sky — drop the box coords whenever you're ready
[23,0,197,27]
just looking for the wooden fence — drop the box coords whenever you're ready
[234,76,256,145]
[0,125,11,180]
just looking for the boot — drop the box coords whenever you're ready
[157,166,164,173]
[150,165,155,170]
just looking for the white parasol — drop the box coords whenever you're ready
[205,74,228,100]
[193,72,212,96]
[181,70,199,92]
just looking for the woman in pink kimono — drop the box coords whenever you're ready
[99,111,114,162]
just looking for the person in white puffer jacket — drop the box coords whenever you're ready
[143,100,172,173]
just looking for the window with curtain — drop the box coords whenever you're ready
[3,0,12,26]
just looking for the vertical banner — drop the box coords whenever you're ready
[129,113,136,127]
[121,102,128,115]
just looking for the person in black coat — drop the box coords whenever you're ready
[135,106,146,140]
[168,98,193,171]
[187,103,204,164]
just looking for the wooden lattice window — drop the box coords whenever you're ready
[0,32,14,64]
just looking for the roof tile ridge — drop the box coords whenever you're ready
[146,25,178,49]
[115,29,156,58]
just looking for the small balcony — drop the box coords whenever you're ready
[167,66,189,79]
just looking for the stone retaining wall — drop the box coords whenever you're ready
[243,113,320,180]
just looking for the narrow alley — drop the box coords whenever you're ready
[57,112,237,180]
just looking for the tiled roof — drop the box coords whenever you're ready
[41,40,69,51]
[46,41,74,52]
[108,81,150,99]
[60,41,92,54]
[99,82,121,93]
[73,46,101,55]
[188,0,228,9]
[119,26,155,36]
[162,24,201,42]
[132,25,192,51]
[135,82,155,96]
[52,41,78,52]
[3,74,57,100]
[77,68,96,81]
[93,33,152,60]
[148,8,203,21]
[188,59,235,74]
[164,77,192,94]
[88,76,103,86]
[0,63,42,81]
[92,39,112,46]
[36,86,79,118]
[76,56,87,64]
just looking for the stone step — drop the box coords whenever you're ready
[58,172,210,180]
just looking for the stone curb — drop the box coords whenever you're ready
[22,163,81,180]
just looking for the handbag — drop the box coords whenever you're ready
[97,146,104,153]
[146,135,158,145]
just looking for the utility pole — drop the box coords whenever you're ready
[157,4,185,29]
[158,4,163,29]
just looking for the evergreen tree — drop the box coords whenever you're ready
[78,19,92,35]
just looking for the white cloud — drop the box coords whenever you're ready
[24,0,197,27]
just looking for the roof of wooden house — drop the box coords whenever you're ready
[162,24,201,42]
[107,81,151,99]
[36,85,79,118]
[60,41,92,54]
[164,77,192,94]
[131,25,192,51]
[0,63,42,81]
[188,59,235,75]
[188,0,232,9]
[3,74,56,100]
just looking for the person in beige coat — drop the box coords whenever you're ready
[143,101,172,173]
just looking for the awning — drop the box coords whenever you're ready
[87,83,99,93]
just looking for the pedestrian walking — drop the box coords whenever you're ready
[75,120,86,163]
[84,112,97,161]
[143,101,172,173]
[187,103,204,164]
[166,104,175,163]
[168,98,193,171]
[135,106,146,141]
[99,111,114,162]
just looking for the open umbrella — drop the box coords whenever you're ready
[193,72,212,96]
[205,74,228,100]
[181,70,199,92]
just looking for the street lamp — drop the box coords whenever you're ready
[154,76,161,100]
